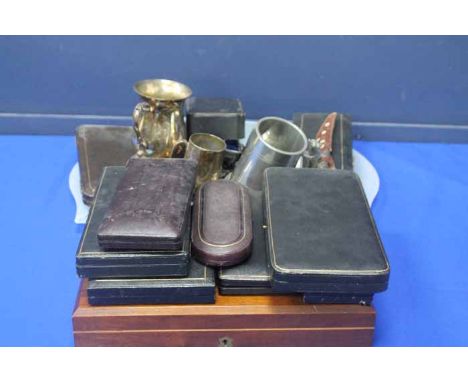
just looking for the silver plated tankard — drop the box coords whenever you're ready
[231,117,307,190]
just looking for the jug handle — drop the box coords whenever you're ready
[171,139,187,158]
[132,102,152,157]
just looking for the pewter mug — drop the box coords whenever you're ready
[231,117,307,190]
[184,133,226,187]
[133,79,192,158]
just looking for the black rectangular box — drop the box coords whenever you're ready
[87,259,215,306]
[264,168,390,295]
[218,287,277,295]
[187,98,245,140]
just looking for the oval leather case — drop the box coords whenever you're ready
[192,180,253,267]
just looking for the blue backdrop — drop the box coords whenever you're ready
[1,36,468,124]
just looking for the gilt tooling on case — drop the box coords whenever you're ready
[192,180,253,267]
[263,167,390,294]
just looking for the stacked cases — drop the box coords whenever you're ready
[76,159,215,305]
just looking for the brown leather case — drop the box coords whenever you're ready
[192,180,253,267]
[97,158,197,251]
[76,125,137,205]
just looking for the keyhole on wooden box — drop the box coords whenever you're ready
[218,336,233,347]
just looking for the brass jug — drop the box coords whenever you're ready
[132,79,192,158]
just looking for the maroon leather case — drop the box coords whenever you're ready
[191,180,253,267]
[97,158,197,251]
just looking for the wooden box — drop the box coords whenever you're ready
[73,280,375,346]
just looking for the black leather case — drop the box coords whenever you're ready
[217,189,272,290]
[186,98,245,140]
[97,158,196,251]
[76,166,190,278]
[292,113,353,170]
[76,125,137,205]
[87,259,215,306]
[264,168,390,294]
[219,287,278,295]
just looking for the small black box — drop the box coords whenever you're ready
[76,166,190,279]
[186,98,245,140]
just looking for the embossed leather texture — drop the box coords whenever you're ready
[293,113,353,170]
[87,259,215,305]
[76,166,190,278]
[98,158,197,251]
[192,180,252,267]
[264,168,390,294]
[76,125,137,205]
[217,189,273,290]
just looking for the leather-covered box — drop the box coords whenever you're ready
[264,168,390,294]
[192,180,252,267]
[76,166,190,278]
[186,98,245,140]
[76,125,137,205]
[97,158,196,251]
[292,113,353,170]
[87,259,215,306]
[217,189,273,293]
[218,287,276,295]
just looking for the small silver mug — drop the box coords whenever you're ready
[231,117,307,190]
[184,133,226,187]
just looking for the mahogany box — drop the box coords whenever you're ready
[73,281,376,346]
